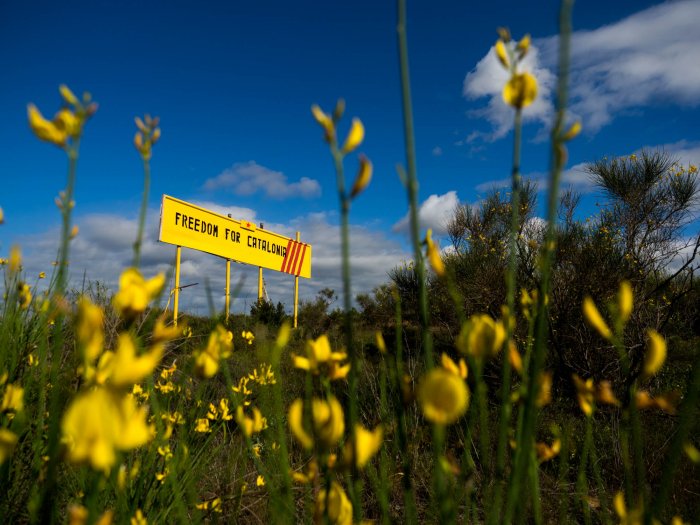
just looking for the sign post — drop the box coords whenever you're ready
[225,259,231,322]
[294,231,300,328]
[173,245,181,326]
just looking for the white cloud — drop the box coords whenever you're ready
[464,0,700,139]
[203,161,321,199]
[432,146,443,156]
[392,191,460,235]
[11,208,409,315]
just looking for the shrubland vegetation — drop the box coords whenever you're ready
[1,1,698,524]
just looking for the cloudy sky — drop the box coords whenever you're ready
[1,0,699,314]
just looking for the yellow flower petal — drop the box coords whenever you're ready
[59,84,79,105]
[352,424,383,468]
[288,399,313,449]
[425,229,445,277]
[562,121,582,141]
[311,104,335,142]
[350,154,373,198]
[502,72,538,109]
[341,118,364,154]
[27,104,67,146]
[582,296,612,340]
[517,34,531,56]
[0,428,18,465]
[617,281,633,325]
[495,40,509,68]
[643,329,666,378]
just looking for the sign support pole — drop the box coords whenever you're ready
[225,259,231,322]
[294,231,300,328]
[173,245,181,326]
[257,222,264,301]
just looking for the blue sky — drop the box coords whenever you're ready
[1,0,699,314]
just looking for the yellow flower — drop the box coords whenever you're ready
[9,245,21,273]
[77,297,104,363]
[1,383,24,412]
[256,474,265,487]
[683,441,700,463]
[635,390,678,415]
[68,505,114,525]
[595,380,620,406]
[236,406,267,437]
[0,428,18,465]
[241,330,254,345]
[425,229,445,277]
[613,491,643,525]
[536,372,552,407]
[292,334,348,379]
[341,118,364,154]
[456,314,506,359]
[17,282,32,309]
[642,329,666,378]
[311,104,335,142]
[572,374,595,417]
[350,154,373,198]
[61,387,152,472]
[417,368,469,425]
[38,271,46,279]
[494,40,509,68]
[152,316,182,343]
[345,424,383,468]
[193,325,233,378]
[440,352,468,379]
[314,481,353,525]
[562,121,582,141]
[194,418,211,433]
[96,333,164,388]
[288,397,344,450]
[508,341,523,375]
[27,104,68,146]
[276,322,291,348]
[130,509,147,525]
[113,268,165,317]
[617,281,633,325]
[582,296,612,340]
[375,331,386,353]
[535,438,561,463]
[502,72,537,109]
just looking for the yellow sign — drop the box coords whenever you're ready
[158,195,312,278]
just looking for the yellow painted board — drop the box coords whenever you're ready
[158,195,312,278]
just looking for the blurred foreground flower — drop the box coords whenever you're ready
[112,268,165,317]
[456,314,506,359]
[314,481,353,525]
[288,396,345,450]
[193,325,233,378]
[61,387,152,472]
[417,368,469,425]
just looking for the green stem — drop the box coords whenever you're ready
[332,147,361,521]
[490,106,523,525]
[397,0,433,371]
[133,157,151,268]
[505,2,574,521]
